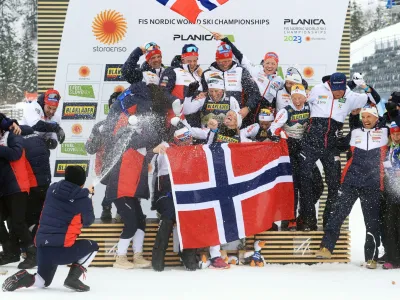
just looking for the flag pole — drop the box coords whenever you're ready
[196,22,213,33]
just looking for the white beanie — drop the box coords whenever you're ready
[259,108,274,122]
[285,73,302,84]
[174,127,192,142]
[291,84,307,97]
[207,76,225,90]
[361,106,379,118]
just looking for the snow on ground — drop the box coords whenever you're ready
[1,201,399,299]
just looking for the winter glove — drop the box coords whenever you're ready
[186,81,200,98]
[352,72,365,87]
[267,129,280,143]
[45,138,58,150]
[56,127,65,144]
[172,99,183,117]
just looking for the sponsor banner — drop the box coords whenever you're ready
[58,141,88,157]
[63,121,94,140]
[66,64,103,82]
[61,102,97,120]
[54,160,90,177]
[65,83,100,100]
[101,83,130,101]
[104,64,125,81]
[281,64,327,88]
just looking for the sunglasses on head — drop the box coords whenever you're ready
[47,93,60,100]
[217,44,231,53]
[145,42,160,52]
[184,46,199,53]
[175,131,192,142]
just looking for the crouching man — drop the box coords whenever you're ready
[316,106,388,269]
[2,166,98,292]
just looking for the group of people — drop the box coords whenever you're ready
[2,31,400,293]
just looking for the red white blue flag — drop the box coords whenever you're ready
[166,141,294,249]
[156,0,230,24]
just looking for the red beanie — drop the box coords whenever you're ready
[264,52,279,64]
[146,49,162,61]
[44,89,61,107]
[216,43,233,60]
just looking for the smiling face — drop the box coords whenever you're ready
[263,58,278,75]
[260,121,272,130]
[391,132,400,144]
[182,56,198,72]
[208,88,224,102]
[216,58,233,71]
[361,112,378,129]
[148,54,162,69]
[291,94,307,110]
[332,90,346,99]
[44,105,58,118]
[224,111,238,129]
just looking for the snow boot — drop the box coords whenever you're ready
[210,257,230,269]
[152,218,174,272]
[366,260,377,269]
[2,270,34,292]
[132,252,151,269]
[64,264,90,292]
[383,262,400,269]
[100,206,112,222]
[378,254,387,264]
[115,213,123,223]
[113,255,135,269]
[179,249,197,271]
[315,247,332,259]
[0,241,20,266]
[18,245,37,269]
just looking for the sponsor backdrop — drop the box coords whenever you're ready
[44,0,350,217]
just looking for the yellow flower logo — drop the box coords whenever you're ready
[79,66,90,78]
[92,10,127,45]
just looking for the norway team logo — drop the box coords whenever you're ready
[92,10,127,45]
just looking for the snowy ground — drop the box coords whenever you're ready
[1,199,399,299]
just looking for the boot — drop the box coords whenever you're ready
[113,255,134,269]
[315,247,332,259]
[64,264,90,292]
[100,206,112,222]
[0,241,20,266]
[152,218,174,272]
[179,249,197,271]
[132,252,151,269]
[2,270,34,292]
[114,213,123,223]
[210,257,230,269]
[18,245,37,269]
[366,260,377,269]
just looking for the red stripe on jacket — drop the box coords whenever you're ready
[341,146,355,184]
[9,150,30,194]
[117,149,144,199]
[380,145,388,191]
[64,213,82,247]
[25,159,38,188]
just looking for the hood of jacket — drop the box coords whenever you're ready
[51,180,89,204]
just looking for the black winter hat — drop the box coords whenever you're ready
[65,166,86,186]
[390,91,400,106]
[0,113,13,131]
[108,91,122,108]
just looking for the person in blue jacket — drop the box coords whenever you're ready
[2,166,98,292]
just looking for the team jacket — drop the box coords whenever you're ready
[182,95,241,128]
[20,95,60,142]
[341,127,388,191]
[276,87,293,112]
[304,82,379,150]
[85,120,106,176]
[0,131,30,196]
[35,180,95,247]
[270,103,310,140]
[201,61,260,111]
[105,122,159,201]
[383,142,400,202]
[121,47,166,85]
[20,126,51,188]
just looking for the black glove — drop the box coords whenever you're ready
[57,127,65,144]
[186,81,200,98]
[45,138,58,150]
[267,129,280,143]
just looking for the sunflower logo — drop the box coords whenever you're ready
[303,67,315,79]
[114,85,125,93]
[79,66,90,78]
[92,10,127,45]
[72,124,83,135]
[305,36,311,42]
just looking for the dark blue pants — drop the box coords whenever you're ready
[37,239,99,287]
[321,184,381,261]
[155,194,176,222]
[113,197,145,239]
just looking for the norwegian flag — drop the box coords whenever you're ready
[156,0,230,24]
[166,141,294,249]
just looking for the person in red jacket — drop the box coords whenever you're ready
[2,166,98,293]
[0,114,33,269]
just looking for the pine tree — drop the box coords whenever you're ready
[19,22,37,95]
[351,1,366,42]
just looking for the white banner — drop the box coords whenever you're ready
[52,0,350,216]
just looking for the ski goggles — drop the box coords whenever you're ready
[217,44,232,54]
[184,46,199,53]
[46,93,60,101]
[145,42,160,52]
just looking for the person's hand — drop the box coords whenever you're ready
[153,144,167,154]
[57,127,65,144]
[208,119,218,130]
[212,32,225,40]
[140,46,146,54]
[10,122,21,135]
[186,81,200,97]
[88,185,95,195]
[195,92,207,100]
[352,73,365,87]
[351,108,361,115]
[239,107,250,119]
